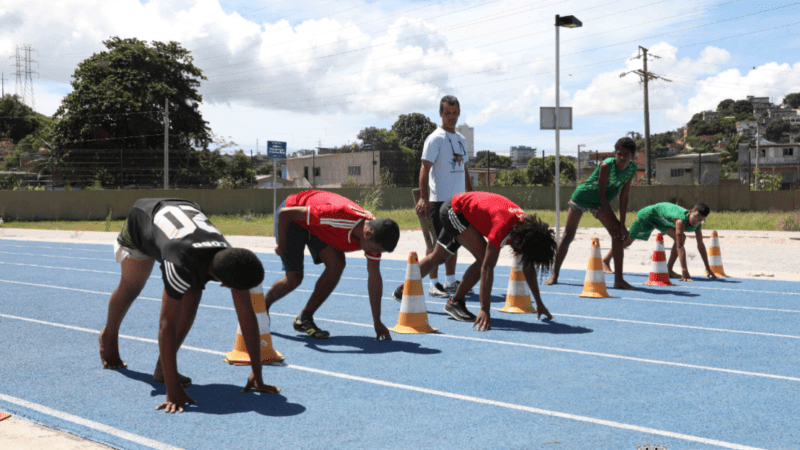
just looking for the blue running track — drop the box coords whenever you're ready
[0,239,798,450]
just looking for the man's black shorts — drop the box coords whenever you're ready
[438,199,470,254]
[274,200,327,272]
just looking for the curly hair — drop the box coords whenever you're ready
[211,248,265,291]
[506,215,557,274]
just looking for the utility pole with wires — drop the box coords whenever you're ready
[621,46,672,185]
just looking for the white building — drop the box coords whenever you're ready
[655,153,721,185]
[455,123,475,160]
[510,146,537,167]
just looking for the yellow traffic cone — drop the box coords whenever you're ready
[224,285,284,365]
[500,255,535,313]
[580,238,611,298]
[705,230,728,277]
[389,252,438,334]
[644,233,674,286]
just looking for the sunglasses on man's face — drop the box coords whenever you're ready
[691,212,706,224]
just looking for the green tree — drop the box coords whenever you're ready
[473,151,512,169]
[0,95,41,143]
[720,135,745,176]
[733,99,753,116]
[752,168,782,191]
[53,37,211,186]
[525,155,575,185]
[717,99,735,116]
[218,151,254,189]
[391,113,437,185]
[783,93,800,109]
[493,169,528,187]
[255,163,274,175]
[197,149,227,188]
[765,120,800,142]
[357,127,414,186]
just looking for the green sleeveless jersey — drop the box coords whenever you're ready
[641,202,702,233]
[571,157,637,209]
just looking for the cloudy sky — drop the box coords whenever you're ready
[2,0,800,156]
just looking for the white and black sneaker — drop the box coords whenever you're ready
[444,280,474,295]
[428,282,450,298]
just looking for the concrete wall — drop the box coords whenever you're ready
[0,185,798,221]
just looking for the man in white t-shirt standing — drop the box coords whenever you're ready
[405,95,474,318]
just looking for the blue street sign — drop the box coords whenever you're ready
[267,141,287,159]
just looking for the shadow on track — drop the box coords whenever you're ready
[271,333,442,355]
[116,368,306,417]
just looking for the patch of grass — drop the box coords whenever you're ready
[778,211,800,232]
[0,208,792,235]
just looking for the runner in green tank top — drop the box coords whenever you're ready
[545,137,638,289]
[602,202,716,282]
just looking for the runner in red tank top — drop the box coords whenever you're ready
[265,190,400,340]
[393,192,557,331]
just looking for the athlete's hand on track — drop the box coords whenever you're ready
[536,305,553,321]
[241,372,281,394]
[706,271,717,279]
[374,322,392,341]
[156,389,196,413]
[680,270,693,282]
[473,310,491,332]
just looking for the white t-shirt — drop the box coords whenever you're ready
[421,127,469,202]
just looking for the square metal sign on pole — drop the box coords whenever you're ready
[267,141,287,221]
[267,141,287,159]
[540,107,573,130]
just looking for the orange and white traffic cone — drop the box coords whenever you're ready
[500,255,535,313]
[705,230,728,277]
[389,252,438,334]
[224,285,284,365]
[580,238,611,298]
[644,233,674,286]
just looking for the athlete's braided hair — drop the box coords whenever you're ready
[506,215,557,274]
[212,248,265,291]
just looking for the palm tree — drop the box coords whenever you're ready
[34,148,71,189]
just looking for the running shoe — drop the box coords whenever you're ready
[428,282,450,298]
[293,316,330,339]
[444,280,474,295]
[443,298,477,322]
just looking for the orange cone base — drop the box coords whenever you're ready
[580,283,611,298]
[499,295,535,314]
[389,312,438,334]
[706,267,728,277]
[644,272,674,286]
[224,335,285,366]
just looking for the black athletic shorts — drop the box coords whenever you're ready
[275,200,327,272]
[438,198,470,255]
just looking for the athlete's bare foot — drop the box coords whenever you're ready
[668,270,681,279]
[601,259,614,274]
[544,273,558,285]
[613,280,636,290]
[153,359,193,388]
[99,328,127,370]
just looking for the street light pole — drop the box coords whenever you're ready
[577,144,585,183]
[554,14,582,242]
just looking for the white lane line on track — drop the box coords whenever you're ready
[3,260,799,315]
[0,313,769,450]
[0,393,184,450]
[3,280,800,384]
[2,258,798,314]
[0,242,109,253]
[4,277,800,342]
